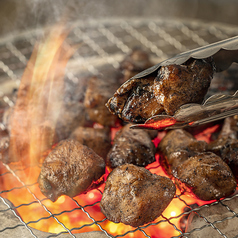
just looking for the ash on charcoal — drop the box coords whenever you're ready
[186,195,238,237]
[0,198,108,238]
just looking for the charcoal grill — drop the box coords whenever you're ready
[0,18,238,238]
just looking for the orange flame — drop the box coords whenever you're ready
[8,24,75,167]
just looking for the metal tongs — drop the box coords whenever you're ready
[130,36,238,130]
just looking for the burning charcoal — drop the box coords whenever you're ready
[106,124,156,170]
[100,164,176,227]
[179,203,199,233]
[84,76,121,126]
[154,58,215,115]
[120,47,153,83]
[106,76,164,123]
[186,195,238,237]
[159,129,236,201]
[69,126,111,159]
[38,139,105,202]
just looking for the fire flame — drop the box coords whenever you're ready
[0,24,229,238]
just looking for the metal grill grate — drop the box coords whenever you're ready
[0,18,238,238]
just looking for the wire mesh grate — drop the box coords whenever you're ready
[0,18,238,238]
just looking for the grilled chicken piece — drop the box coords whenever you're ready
[106,76,164,123]
[106,58,214,123]
[38,139,105,202]
[208,117,238,181]
[174,152,236,201]
[84,76,120,126]
[158,129,207,175]
[69,126,111,159]
[100,164,175,227]
[158,129,236,201]
[120,47,153,83]
[106,124,156,169]
[154,57,215,115]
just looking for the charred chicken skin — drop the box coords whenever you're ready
[100,164,176,227]
[69,126,111,159]
[38,139,105,202]
[208,117,238,181]
[106,124,156,169]
[158,129,236,201]
[106,58,215,123]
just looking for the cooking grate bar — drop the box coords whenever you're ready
[1,163,76,237]
[0,195,38,237]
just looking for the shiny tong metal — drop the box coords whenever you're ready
[130,36,238,130]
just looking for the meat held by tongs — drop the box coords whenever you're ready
[106,36,238,130]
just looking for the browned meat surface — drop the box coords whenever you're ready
[69,126,111,159]
[100,164,175,227]
[158,129,236,201]
[38,139,105,202]
[106,58,214,123]
[106,77,164,123]
[158,129,207,175]
[208,117,238,181]
[154,58,215,115]
[174,152,236,201]
[84,76,120,126]
[120,47,153,83]
[106,124,155,169]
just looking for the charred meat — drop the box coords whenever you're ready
[84,76,120,126]
[208,117,238,181]
[154,57,215,115]
[106,77,164,123]
[38,139,105,202]
[106,58,215,123]
[106,124,156,169]
[100,164,175,227]
[174,152,236,201]
[120,47,153,83]
[158,129,207,175]
[158,129,236,201]
[69,126,111,159]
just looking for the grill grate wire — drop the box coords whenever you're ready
[0,18,238,238]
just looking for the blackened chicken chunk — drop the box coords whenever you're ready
[158,129,207,174]
[38,139,105,202]
[208,117,238,181]
[158,129,236,201]
[106,77,164,123]
[84,76,120,126]
[100,164,176,227]
[107,58,214,123]
[120,47,153,83]
[69,126,111,159]
[154,58,215,115]
[174,152,236,201]
[106,124,156,169]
